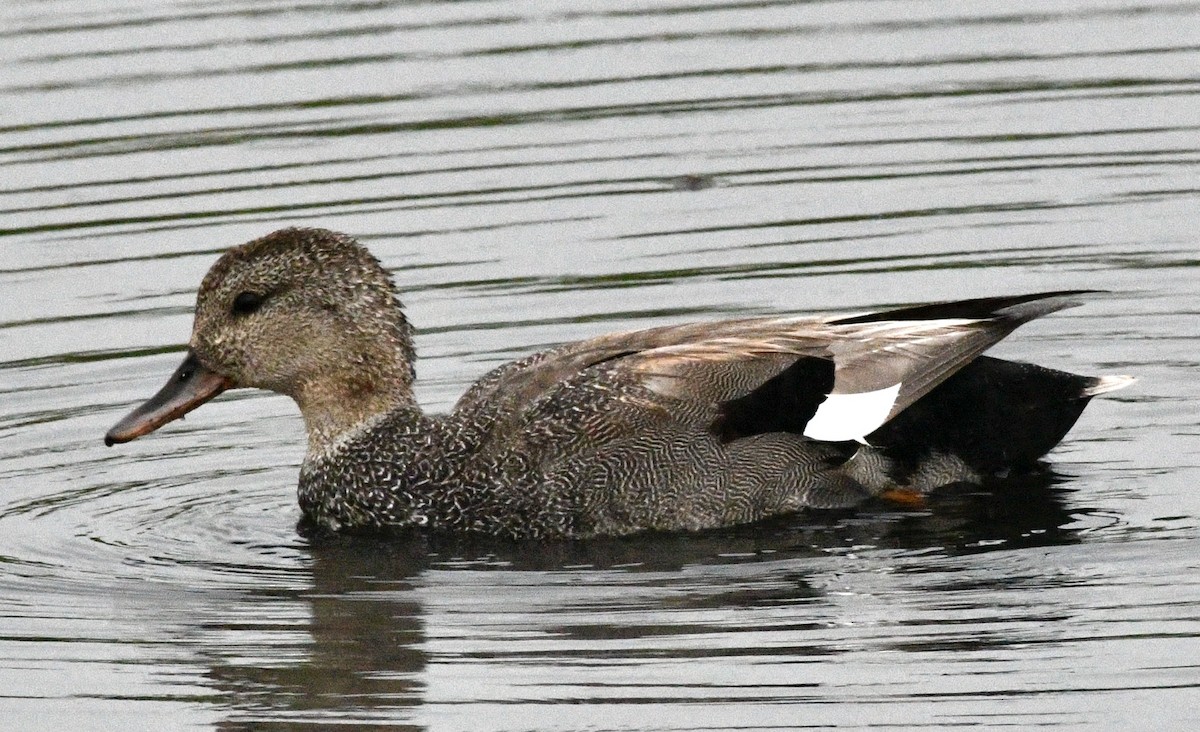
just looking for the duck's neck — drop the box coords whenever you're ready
[295,370,420,457]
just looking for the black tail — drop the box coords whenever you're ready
[868,355,1111,474]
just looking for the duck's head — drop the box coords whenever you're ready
[105,227,417,451]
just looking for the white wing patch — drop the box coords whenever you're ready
[803,383,902,443]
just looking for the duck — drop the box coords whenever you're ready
[104,227,1134,538]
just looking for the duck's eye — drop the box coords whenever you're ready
[232,291,265,315]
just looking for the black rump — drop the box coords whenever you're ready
[868,356,1102,473]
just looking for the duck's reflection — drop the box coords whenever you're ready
[206,471,1079,728]
[206,537,428,731]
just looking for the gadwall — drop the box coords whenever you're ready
[105,228,1133,538]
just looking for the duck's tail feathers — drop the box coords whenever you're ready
[1082,374,1137,397]
[867,356,1122,475]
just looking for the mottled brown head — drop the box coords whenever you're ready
[192,227,414,392]
[106,227,418,451]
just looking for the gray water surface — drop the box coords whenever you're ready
[1,1,1198,730]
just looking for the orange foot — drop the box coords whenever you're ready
[879,488,926,509]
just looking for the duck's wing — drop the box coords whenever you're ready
[509,291,1094,445]
[817,290,1095,436]
[452,317,789,418]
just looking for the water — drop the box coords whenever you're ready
[1,0,1198,729]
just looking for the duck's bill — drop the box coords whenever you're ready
[104,351,234,446]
